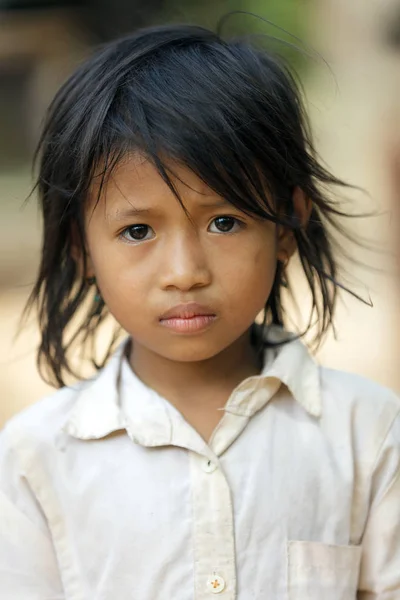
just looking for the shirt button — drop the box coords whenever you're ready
[202,459,217,473]
[207,574,225,594]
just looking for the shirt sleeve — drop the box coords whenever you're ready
[0,423,64,600]
[358,409,400,600]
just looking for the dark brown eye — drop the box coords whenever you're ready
[209,216,241,233]
[121,224,154,242]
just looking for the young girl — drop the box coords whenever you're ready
[1,24,399,600]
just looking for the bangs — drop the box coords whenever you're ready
[104,43,289,221]
[55,30,307,226]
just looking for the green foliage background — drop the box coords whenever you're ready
[155,0,311,72]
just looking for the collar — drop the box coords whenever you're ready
[63,327,321,446]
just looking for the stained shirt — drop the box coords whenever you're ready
[0,331,400,600]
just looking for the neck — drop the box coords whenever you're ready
[128,329,260,407]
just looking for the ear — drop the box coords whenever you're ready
[276,187,312,263]
[70,222,95,280]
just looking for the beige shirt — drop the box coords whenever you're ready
[0,331,400,600]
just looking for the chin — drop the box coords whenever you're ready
[160,340,227,363]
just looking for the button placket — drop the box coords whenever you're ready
[190,452,236,599]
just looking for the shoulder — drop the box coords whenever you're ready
[319,367,400,413]
[0,379,88,459]
[318,366,400,451]
[1,340,127,460]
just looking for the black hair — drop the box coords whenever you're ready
[25,23,360,387]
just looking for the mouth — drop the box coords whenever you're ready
[159,302,217,334]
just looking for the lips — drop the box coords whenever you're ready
[159,302,217,333]
[159,302,216,321]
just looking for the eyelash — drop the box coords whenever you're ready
[119,215,245,244]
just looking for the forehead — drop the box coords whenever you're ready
[88,153,221,214]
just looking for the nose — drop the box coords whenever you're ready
[159,231,212,292]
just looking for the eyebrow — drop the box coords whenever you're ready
[108,207,154,221]
[197,199,231,209]
[108,198,232,221]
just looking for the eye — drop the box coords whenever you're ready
[208,216,243,234]
[120,224,154,243]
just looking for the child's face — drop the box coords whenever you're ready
[84,155,292,363]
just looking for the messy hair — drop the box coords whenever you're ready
[26,23,359,387]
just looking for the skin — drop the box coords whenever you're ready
[83,155,305,441]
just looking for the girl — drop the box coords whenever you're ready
[1,23,399,600]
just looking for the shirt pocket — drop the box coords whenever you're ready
[287,540,362,600]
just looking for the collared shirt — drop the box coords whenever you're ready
[1,331,400,600]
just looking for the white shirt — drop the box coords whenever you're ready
[1,331,400,600]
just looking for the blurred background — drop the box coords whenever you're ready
[1,0,400,426]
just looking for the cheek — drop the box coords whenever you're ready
[97,273,151,338]
[250,245,277,298]
[88,236,143,288]
[254,240,277,266]
[234,229,277,279]
[98,266,147,311]
[220,235,277,308]
[254,225,278,269]
[86,242,148,320]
